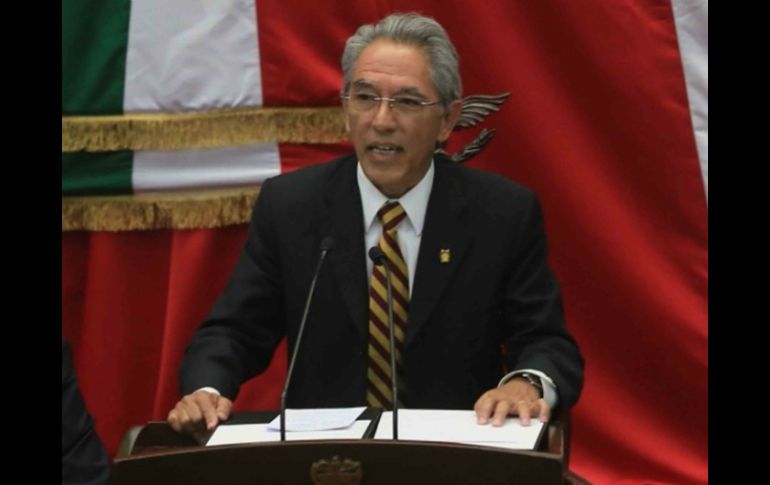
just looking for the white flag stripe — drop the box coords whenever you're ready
[132,142,281,193]
[124,0,263,112]
[672,0,708,200]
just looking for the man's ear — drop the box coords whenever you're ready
[437,99,462,143]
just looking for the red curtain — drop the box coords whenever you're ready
[63,2,707,484]
[62,228,288,451]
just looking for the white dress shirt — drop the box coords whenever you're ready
[357,161,433,293]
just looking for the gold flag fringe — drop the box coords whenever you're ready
[62,187,261,231]
[62,107,347,152]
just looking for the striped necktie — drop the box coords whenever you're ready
[366,201,409,409]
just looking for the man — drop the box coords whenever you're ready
[63,338,111,485]
[168,12,583,436]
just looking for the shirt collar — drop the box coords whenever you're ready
[357,160,434,236]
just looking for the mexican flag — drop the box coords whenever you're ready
[63,0,280,196]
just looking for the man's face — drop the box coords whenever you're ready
[343,39,461,198]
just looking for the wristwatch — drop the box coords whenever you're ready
[514,372,544,398]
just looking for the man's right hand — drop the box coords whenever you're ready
[167,390,233,435]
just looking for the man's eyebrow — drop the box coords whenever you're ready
[351,80,428,98]
[352,80,377,90]
[392,87,427,98]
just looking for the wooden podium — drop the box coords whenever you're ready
[110,409,588,485]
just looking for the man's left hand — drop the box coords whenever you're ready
[474,379,551,427]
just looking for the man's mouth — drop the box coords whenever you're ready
[367,144,403,155]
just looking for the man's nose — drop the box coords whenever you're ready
[371,98,397,130]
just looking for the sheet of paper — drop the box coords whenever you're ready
[265,407,366,431]
[373,409,544,450]
[206,420,371,447]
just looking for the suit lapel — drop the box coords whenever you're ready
[406,159,472,348]
[320,156,369,339]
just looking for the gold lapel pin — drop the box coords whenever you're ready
[439,249,451,264]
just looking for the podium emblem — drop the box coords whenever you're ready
[310,456,362,485]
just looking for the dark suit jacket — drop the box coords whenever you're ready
[62,339,110,485]
[180,154,584,410]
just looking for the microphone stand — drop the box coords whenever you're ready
[369,247,399,440]
[280,238,334,441]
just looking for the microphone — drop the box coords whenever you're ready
[280,236,335,441]
[368,246,399,440]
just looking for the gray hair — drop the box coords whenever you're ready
[341,12,462,108]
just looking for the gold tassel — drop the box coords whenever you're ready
[62,187,261,231]
[62,107,347,152]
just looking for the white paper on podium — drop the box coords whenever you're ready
[206,420,371,447]
[265,407,366,431]
[373,409,544,450]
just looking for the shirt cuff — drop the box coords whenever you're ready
[498,369,558,410]
[196,386,221,396]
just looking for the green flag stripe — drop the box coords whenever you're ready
[63,0,133,195]
[62,152,134,196]
[62,0,131,115]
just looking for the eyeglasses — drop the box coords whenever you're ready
[341,93,441,114]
